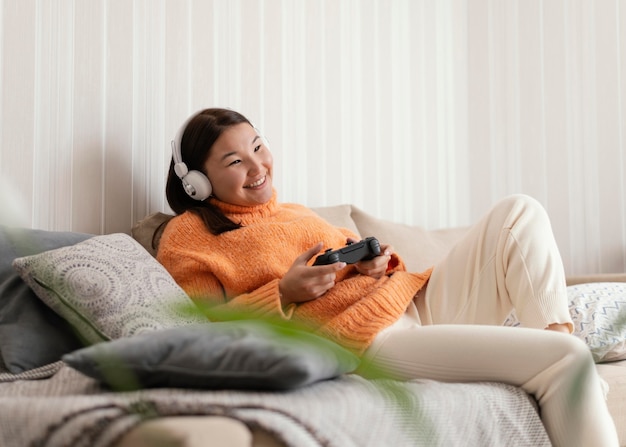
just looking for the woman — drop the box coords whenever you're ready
[158,108,618,446]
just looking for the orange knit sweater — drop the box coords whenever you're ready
[157,191,431,352]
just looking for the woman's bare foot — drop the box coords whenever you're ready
[546,322,572,334]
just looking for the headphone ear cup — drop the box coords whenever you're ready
[182,170,212,201]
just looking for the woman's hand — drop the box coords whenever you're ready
[279,243,346,306]
[349,237,393,279]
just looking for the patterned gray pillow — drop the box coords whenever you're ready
[504,282,626,363]
[12,234,206,344]
[567,282,626,362]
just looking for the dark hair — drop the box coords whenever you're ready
[166,108,252,235]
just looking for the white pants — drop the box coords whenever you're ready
[361,195,619,447]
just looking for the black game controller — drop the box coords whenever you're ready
[313,237,382,265]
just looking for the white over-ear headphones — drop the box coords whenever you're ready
[171,111,213,201]
[171,109,270,201]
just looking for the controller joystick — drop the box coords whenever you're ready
[313,237,382,266]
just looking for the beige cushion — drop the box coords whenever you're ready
[131,212,173,257]
[349,206,468,272]
[311,204,361,237]
[312,204,469,272]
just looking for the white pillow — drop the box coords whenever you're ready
[12,233,206,344]
[567,282,626,363]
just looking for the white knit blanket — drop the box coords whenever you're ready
[0,362,550,447]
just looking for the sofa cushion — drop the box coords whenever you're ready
[63,320,360,391]
[12,233,206,345]
[349,206,468,272]
[0,226,90,373]
[131,212,173,257]
[311,204,361,238]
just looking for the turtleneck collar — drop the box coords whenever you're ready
[209,189,279,224]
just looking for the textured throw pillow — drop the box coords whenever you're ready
[0,226,91,373]
[567,282,626,363]
[12,233,206,345]
[504,282,626,363]
[63,321,360,391]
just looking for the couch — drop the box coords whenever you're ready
[0,203,625,447]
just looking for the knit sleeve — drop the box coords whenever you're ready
[157,214,294,321]
[221,279,295,320]
[160,248,294,321]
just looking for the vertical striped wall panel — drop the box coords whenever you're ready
[0,0,624,276]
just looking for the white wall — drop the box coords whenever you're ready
[0,0,625,276]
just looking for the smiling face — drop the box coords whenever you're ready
[203,122,274,207]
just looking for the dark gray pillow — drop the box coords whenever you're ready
[0,225,92,373]
[63,321,360,391]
